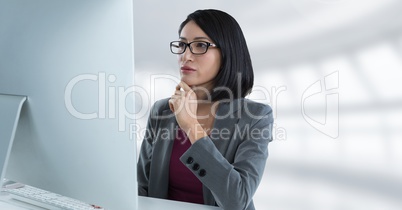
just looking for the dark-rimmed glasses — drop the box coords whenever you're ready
[170,41,217,55]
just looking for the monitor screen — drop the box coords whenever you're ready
[0,0,137,209]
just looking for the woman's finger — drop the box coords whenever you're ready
[168,98,175,112]
[179,81,191,91]
[174,90,184,95]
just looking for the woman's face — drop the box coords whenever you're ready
[177,20,221,90]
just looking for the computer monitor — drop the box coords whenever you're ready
[0,0,137,209]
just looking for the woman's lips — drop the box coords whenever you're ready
[181,66,196,73]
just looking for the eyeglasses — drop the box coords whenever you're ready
[170,41,217,55]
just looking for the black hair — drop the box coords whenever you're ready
[178,9,254,101]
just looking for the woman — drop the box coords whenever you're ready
[137,9,273,210]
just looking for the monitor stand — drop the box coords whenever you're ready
[0,94,26,185]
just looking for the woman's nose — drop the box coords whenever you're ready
[181,46,194,62]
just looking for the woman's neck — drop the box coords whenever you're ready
[190,81,215,101]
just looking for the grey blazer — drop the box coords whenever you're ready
[137,98,273,210]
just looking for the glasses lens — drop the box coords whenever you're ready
[170,41,185,54]
[190,41,209,54]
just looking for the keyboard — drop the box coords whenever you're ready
[1,181,104,210]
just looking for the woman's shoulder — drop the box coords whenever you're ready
[243,98,271,110]
[151,98,170,110]
[149,98,171,117]
[222,98,272,115]
[241,99,273,122]
[216,98,272,122]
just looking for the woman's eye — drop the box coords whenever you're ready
[178,42,186,48]
[195,42,208,48]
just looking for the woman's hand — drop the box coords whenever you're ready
[169,81,207,143]
[169,81,198,131]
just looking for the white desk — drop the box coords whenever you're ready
[0,194,222,210]
[138,196,221,210]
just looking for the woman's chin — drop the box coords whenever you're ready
[180,78,195,86]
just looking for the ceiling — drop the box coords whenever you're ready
[133,0,402,70]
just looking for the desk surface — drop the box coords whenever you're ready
[139,196,221,210]
[0,194,222,210]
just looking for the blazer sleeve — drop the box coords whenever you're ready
[137,102,158,196]
[180,104,273,210]
[137,120,152,196]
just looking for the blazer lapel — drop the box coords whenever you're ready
[150,99,243,198]
[149,109,177,198]
[210,99,242,153]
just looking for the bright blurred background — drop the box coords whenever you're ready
[133,0,402,209]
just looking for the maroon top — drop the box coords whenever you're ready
[168,128,204,204]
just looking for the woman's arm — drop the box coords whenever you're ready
[137,118,154,196]
[180,105,273,210]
